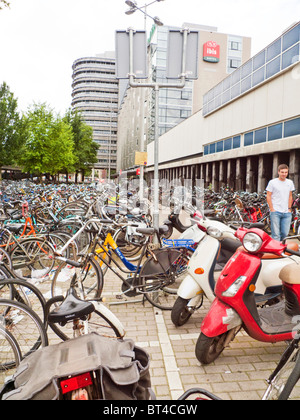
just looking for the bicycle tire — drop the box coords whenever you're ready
[0,325,22,384]
[0,299,48,360]
[113,226,144,260]
[139,248,189,310]
[278,350,300,400]
[51,256,103,301]
[10,237,55,279]
[0,279,47,327]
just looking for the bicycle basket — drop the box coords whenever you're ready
[1,333,153,401]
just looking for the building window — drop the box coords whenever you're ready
[209,143,216,154]
[233,136,241,148]
[229,59,240,69]
[217,141,224,152]
[282,23,300,52]
[230,41,240,51]
[255,128,267,144]
[224,138,232,150]
[244,132,254,146]
[268,123,283,141]
[284,117,300,138]
[266,56,281,79]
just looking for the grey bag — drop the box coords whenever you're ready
[2,333,152,400]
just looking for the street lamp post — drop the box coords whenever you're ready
[124,0,165,217]
[125,0,165,26]
[127,26,188,235]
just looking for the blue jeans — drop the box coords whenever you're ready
[270,212,292,242]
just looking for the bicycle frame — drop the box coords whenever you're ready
[95,233,140,273]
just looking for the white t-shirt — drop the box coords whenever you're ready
[266,178,295,213]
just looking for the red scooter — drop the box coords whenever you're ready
[196,227,300,365]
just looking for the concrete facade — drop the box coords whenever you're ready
[146,22,300,192]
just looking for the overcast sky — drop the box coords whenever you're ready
[0,0,299,115]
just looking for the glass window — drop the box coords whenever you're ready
[266,56,281,79]
[229,59,241,70]
[224,138,232,150]
[204,145,209,155]
[266,38,282,62]
[230,41,240,50]
[244,132,254,146]
[223,76,231,91]
[231,83,241,99]
[217,141,224,152]
[284,118,300,138]
[282,24,300,52]
[282,43,300,70]
[241,60,253,79]
[209,143,216,154]
[231,68,241,85]
[241,75,252,93]
[215,95,222,109]
[254,128,267,144]
[268,123,283,141]
[233,136,241,149]
[252,67,265,87]
[222,89,231,105]
[253,50,266,71]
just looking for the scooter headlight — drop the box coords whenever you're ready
[243,232,263,253]
[207,226,222,239]
[222,276,247,297]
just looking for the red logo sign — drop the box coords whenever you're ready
[203,41,220,63]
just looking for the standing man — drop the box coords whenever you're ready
[266,164,295,242]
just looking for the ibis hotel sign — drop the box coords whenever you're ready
[203,41,220,63]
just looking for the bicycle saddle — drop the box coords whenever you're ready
[48,287,95,324]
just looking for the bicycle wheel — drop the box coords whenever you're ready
[10,237,55,279]
[0,325,22,387]
[48,301,125,342]
[0,299,48,360]
[113,226,144,260]
[51,257,103,300]
[139,248,190,310]
[0,279,47,327]
[263,343,300,400]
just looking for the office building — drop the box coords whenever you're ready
[146,22,300,192]
[117,23,251,173]
[72,52,118,178]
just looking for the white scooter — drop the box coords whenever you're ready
[171,213,297,327]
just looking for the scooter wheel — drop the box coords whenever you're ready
[195,332,227,365]
[171,297,193,327]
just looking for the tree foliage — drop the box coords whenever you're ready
[18,104,75,177]
[0,82,23,168]
[0,83,100,183]
[64,109,99,177]
[0,0,10,10]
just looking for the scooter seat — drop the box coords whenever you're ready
[280,263,300,285]
[237,242,299,259]
[261,242,299,259]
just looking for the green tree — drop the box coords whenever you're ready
[0,82,24,178]
[0,1,10,10]
[64,109,99,183]
[18,104,75,182]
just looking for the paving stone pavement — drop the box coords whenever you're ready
[44,214,300,401]
[97,267,300,401]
